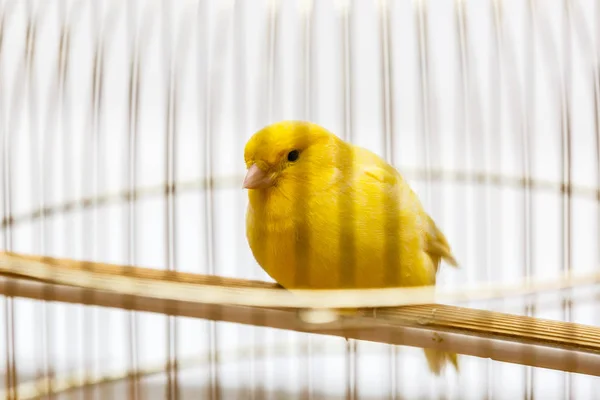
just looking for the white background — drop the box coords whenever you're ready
[1,0,600,398]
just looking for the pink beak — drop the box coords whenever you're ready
[243,164,274,189]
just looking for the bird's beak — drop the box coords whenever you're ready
[243,164,273,189]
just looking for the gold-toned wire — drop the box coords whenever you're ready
[1,340,328,400]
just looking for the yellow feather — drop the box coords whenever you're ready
[244,120,460,375]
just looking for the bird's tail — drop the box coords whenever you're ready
[424,214,459,270]
[423,348,459,376]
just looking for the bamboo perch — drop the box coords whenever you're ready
[1,252,600,309]
[0,252,599,377]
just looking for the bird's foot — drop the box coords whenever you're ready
[296,308,340,325]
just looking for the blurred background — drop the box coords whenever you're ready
[1,0,600,398]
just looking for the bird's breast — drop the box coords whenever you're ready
[245,192,338,288]
[245,187,428,289]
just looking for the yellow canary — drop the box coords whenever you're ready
[243,120,459,375]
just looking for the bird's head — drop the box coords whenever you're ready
[243,120,338,190]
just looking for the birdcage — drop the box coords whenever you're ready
[0,0,599,398]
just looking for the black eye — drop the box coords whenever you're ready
[287,150,299,162]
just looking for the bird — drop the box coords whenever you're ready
[242,120,459,375]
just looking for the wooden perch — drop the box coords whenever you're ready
[0,252,599,377]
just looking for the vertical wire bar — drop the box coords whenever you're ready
[204,2,234,398]
[204,8,217,397]
[534,1,580,392]
[416,0,432,208]
[125,1,142,398]
[60,4,76,399]
[414,0,434,395]
[160,1,179,398]
[497,2,536,395]
[292,1,311,292]
[339,0,353,146]
[307,1,317,396]
[24,0,46,393]
[523,1,536,399]
[264,0,278,126]
[376,1,398,398]
[379,0,394,165]
[454,1,477,397]
[97,5,111,398]
[379,0,399,294]
[81,1,105,396]
[489,0,504,395]
[0,2,17,396]
[335,1,357,400]
[417,0,440,294]
[251,1,280,397]
[594,0,600,394]
[51,9,70,396]
[454,0,479,395]
[475,0,498,395]
[37,0,71,395]
[41,0,63,395]
[560,1,573,398]
[208,3,228,398]
[297,0,315,398]
[287,1,313,395]
[490,0,539,397]
[457,0,490,396]
[14,1,35,396]
[81,3,104,399]
[248,20,276,399]
[299,0,315,121]
[2,1,40,396]
[233,0,249,397]
[0,2,4,257]
[195,1,212,397]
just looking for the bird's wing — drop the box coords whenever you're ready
[352,146,400,187]
[352,146,459,273]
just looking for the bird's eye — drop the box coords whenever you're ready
[287,150,299,162]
